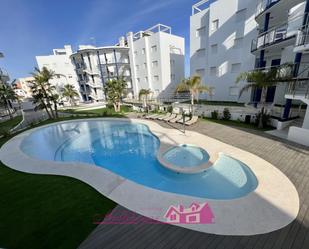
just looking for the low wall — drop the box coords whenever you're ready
[172,103,258,122]
[288,127,309,147]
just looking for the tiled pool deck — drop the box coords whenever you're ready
[79,118,309,249]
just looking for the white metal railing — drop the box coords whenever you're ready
[256,0,280,17]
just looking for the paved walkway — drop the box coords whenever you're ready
[78,119,309,248]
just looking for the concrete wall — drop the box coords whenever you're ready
[190,0,258,102]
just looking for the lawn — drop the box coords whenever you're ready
[0,115,22,131]
[0,117,117,249]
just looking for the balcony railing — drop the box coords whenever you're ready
[286,81,309,99]
[256,0,280,17]
[251,24,296,52]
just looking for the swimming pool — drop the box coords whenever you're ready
[20,120,258,199]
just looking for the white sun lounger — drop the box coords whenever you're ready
[153,114,167,120]
[157,113,171,120]
[176,116,191,124]
[185,116,199,126]
[145,113,160,119]
[163,113,177,121]
[169,115,183,123]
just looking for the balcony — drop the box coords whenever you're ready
[251,21,299,53]
[294,24,309,53]
[256,0,280,18]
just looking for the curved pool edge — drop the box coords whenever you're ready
[0,117,300,236]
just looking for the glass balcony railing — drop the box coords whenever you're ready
[256,0,280,17]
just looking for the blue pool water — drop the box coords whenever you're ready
[20,120,258,199]
[163,144,210,168]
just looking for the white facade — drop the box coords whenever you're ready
[70,45,132,102]
[190,0,258,102]
[253,0,309,146]
[126,24,185,100]
[36,45,81,100]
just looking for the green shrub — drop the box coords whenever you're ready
[222,108,231,120]
[255,111,270,127]
[211,110,219,119]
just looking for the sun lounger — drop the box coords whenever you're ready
[185,116,199,126]
[163,113,177,121]
[155,114,168,120]
[157,113,171,120]
[145,113,160,119]
[176,116,191,124]
[169,115,183,123]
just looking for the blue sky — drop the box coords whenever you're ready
[0,0,207,80]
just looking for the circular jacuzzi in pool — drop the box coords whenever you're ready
[158,144,212,173]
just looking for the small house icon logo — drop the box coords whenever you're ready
[164,202,214,224]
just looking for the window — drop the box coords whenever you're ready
[197,48,206,57]
[151,45,157,52]
[233,37,243,49]
[229,86,239,96]
[210,66,217,76]
[235,8,247,22]
[152,61,158,67]
[145,77,148,83]
[170,59,175,66]
[211,19,219,31]
[142,48,146,55]
[134,51,138,56]
[136,65,139,71]
[170,214,176,220]
[171,74,176,81]
[196,26,206,37]
[231,63,241,73]
[137,78,140,83]
[196,69,205,76]
[143,63,147,69]
[211,44,218,54]
[153,75,159,81]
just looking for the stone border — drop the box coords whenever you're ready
[157,144,214,174]
[0,118,299,235]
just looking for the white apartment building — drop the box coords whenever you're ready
[252,0,309,146]
[126,24,185,100]
[36,45,81,100]
[190,0,258,102]
[70,45,132,102]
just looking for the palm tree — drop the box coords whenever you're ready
[0,83,17,119]
[236,63,293,128]
[31,67,56,119]
[138,89,152,109]
[62,84,79,106]
[175,75,210,113]
[104,77,127,112]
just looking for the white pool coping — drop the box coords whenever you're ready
[0,118,299,235]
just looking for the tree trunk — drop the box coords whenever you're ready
[258,87,268,129]
[113,103,118,112]
[54,102,58,118]
[5,101,13,119]
[191,94,194,115]
[41,100,52,119]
